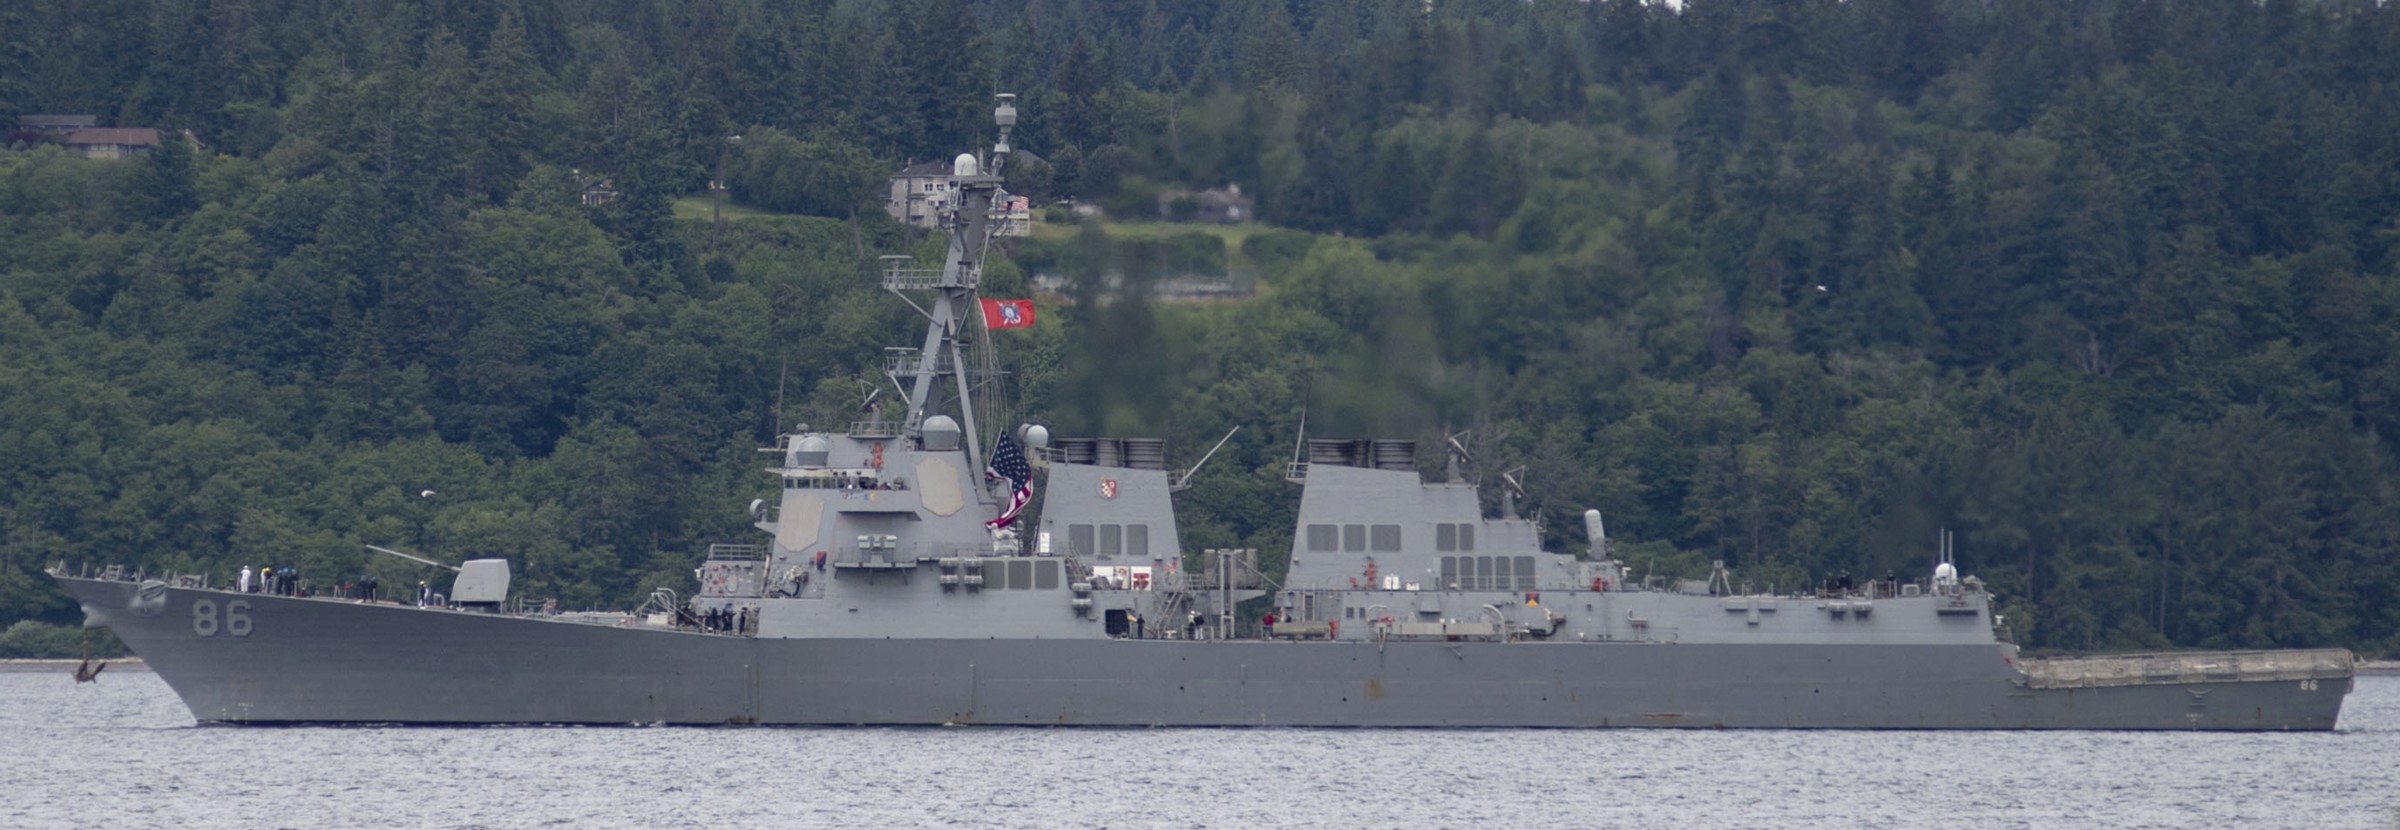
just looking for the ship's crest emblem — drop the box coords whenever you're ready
[1099,479,1118,499]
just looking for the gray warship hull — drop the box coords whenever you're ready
[56,575,2351,729]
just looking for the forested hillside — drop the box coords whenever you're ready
[4,0,2399,655]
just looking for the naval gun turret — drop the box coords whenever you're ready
[450,559,511,611]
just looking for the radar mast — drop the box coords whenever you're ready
[888,93,1019,477]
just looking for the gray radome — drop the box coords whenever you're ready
[789,435,831,468]
[923,415,962,451]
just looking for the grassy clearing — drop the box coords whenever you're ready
[1028,217,1265,248]
[1026,218,1301,287]
[671,195,799,222]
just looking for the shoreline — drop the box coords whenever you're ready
[0,658,150,673]
[7,657,2393,674]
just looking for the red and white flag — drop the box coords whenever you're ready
[980,298,1036,329]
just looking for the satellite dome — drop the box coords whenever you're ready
[922,415,962,451]
[1022,423,1050,449]
[953,153,978,177]
[788,435,832,468]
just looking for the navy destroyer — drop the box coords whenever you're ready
[50,95,2354,729]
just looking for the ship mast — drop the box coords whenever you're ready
[892,93,1017,477]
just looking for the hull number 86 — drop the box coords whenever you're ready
[191,599,253,637]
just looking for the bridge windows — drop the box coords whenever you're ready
[1307,524,1338,551]
[1435,523,1476,552]
[1308,523,1403,552]
[1067,524,1151,558]
[983,558,1057,590]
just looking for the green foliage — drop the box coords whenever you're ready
[4,0,2400,658]
[0,621,125,659]
[725,127,884,219]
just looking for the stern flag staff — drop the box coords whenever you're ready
[980,298,1036,329]
[985,433,1033,529]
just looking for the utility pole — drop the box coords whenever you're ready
[712,134,742,232]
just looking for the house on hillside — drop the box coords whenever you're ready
[581,177,618,207]
[1155,184,1252,225]
[61,127,162,159]
[886,160,959,228]
[18,114,99,135]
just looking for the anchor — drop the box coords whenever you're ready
[72,632,107,683]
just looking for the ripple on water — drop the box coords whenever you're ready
[2,671,2395,829]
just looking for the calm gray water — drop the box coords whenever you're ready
[2,669,2394,830]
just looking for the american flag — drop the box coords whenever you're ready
[985,434,1033,529]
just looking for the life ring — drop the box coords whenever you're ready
[1328,620,1338,638]
[1378,615,1395,626]
[1591,577,1607,592]
[870,442,885,469]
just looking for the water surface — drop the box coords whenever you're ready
[4,668,2394,829]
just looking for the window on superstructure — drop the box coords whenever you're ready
[1436,523,1457,551]
[1493,556,1513,591]
[1343,524,1366,552]
[1007,560,1032,590]
[1101,524,1123,556]
[1307,524,1337,551]
[1127,524,1149,557]
[1516,556,1537,590]
[1440,556,1458,589]
[1476,556,1494,591]
[1371,525,1401,551]
[1458,524,1474,551]
[1035,560,1060,590]
[1069,524,1095,557]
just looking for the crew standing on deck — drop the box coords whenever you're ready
[238,565,253,594]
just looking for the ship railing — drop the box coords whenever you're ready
[846,419,903,437]
[836,542,1016,569]
[880,256,948,291]
[1284,461,1309,483]
[706,544,767,561]
[885,347,957,376]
